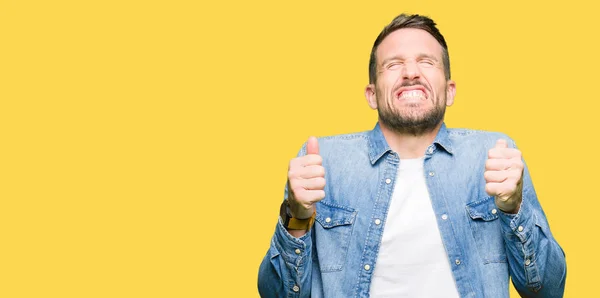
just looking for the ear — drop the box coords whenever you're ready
[365,84,378,109]
[445,80,456,106]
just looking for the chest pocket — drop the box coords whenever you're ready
[465,196,507,264]
[314,201,357,272]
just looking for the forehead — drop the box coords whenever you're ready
[376,28,443,62]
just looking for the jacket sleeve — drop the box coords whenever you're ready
[498,139,567,297]
[258,144,313,298]
[257,218,313,298]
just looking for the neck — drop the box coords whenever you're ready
[379,120,442,159]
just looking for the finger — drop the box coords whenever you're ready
[495,139,508,149]
[289,165,325,179]
[485,181,517,197]
[505,159,524,173]
[488,147,521,159]
[307,136,319,155]
[485,159,511,171]
[290,154,323,168]
[484,170,508,183]
[485,182,505,197]
[293,188,326,203]
[299,177,326,190]
[298,165,325,179]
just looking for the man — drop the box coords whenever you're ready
[258,13,566,298]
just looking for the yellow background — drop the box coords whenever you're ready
[1,0,597,297]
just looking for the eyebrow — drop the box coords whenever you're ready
[380,53,440,66]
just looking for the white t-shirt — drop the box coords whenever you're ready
[369,157,460,298]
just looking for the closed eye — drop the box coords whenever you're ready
[419,59,435,67]
[387,62,403,70]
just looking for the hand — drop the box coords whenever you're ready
[287,136,326,219]
[484,139,524,214]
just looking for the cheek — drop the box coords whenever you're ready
[376,82,395,98]
[423,74,447,96]
[380,71,401,86]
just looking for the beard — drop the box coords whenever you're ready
[376,85,446,136]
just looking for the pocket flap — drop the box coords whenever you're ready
[466,196,499,221]
[315,201,357,228]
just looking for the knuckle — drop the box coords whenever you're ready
[316,177,326,188]
[314,155,323,164]
[484,171,491,180]
[318,166,326,176]
[510,172,521,180]
[317,190,326,199]
[293,188,307,201]
[485,184,494,195]
[509,179,519,188]
[287,169,297,179]
[289,157,300,168]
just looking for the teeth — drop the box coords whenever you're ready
[399,90,425,100]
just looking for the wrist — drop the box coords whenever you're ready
[280,200,316,231]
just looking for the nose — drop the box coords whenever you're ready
[401,60,420,81]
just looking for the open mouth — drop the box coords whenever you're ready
[396,87,428,101]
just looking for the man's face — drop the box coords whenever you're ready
[366,28,456,135]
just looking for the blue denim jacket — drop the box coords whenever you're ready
[258,123,566,298]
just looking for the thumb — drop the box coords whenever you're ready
[495,139,508,149]
[307,136,319,155]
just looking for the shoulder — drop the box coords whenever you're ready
[447,127,517,148]
[295,130,370,157]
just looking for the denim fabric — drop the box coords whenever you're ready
[258,122,566,298]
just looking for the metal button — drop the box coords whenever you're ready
[325,217,331,223]
[292,285,300,292]
[455,259,461,265]
[525,259,531,266]
[385,178,391,184]
[364,264,371,271]
[295,249,301,255]
[491,209,497,214]
[375,219,381,225]
[429,172,435,177]
[427,147,434,154]
[441,214,448,220]
[518,226,524,232]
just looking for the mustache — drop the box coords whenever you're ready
[393,80,430,94]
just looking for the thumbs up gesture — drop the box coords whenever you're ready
[484,139,524,214]
[287,137,326,220]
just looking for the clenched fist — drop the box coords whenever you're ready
[484,139,524,214]
[287,136,326,220]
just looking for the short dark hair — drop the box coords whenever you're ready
[368,14,450,84]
